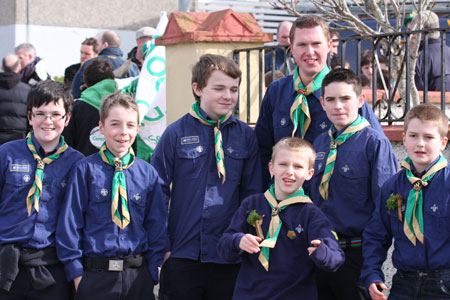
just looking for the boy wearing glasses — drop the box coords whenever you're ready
[0,80,83,299]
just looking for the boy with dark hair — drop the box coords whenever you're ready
[218,137,344,300]
[56,91,166,300]
[361,50,374,83]
[304,68,398,300]
[151,54,263,300]
[63,58,117,156]
[0,80,83,299]
[362,103,450,300]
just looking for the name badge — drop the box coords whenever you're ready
[181,136,199,145]
[10,164,30,172]
[315,152,326,160]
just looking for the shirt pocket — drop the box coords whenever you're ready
[223,143,248,182]
[87,183,112,223]
[273,113,291,142]
[128,190,146,225]
[423,199,449,239]
[175,144,208,179]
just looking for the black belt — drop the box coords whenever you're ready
[83,254,146,272]
[397,269,450,281]
[338,236,362,249]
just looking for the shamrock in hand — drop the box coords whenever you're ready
[247,209,264,239]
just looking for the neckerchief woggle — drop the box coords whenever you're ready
[291,65,329,138]
[258,184,312,271]
[401,156,447,245]
[99,144,135,229]
[319,115,370,200]
[26,132,68,216]
[189,102,231,184]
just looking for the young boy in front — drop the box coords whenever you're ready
[0,80,83,299]
[362,103,450,300]
[218,137,344,300]
[56,92,166,300]
[151,54,263,300]
[304,68,398,300]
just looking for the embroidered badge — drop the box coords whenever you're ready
[134,194,141,201]
[196,146,203,153]
[101,189,108,196]
[227,147,234,154]
[181,136,199,145]
[61,180,67,188]
[318,163,322,170]
[320,122,327,130]
[342,165,350,172]
[23,175,30,183]
[315,152,326,160]
[280,118,287,126]
[10,164,30,172]
[430,204,438,212]
[295,224,304,234]
[287,230,297,239]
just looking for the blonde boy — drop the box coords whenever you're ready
[362,104,450,300]
[305,68,398,300]
[56,92,166,300]
[219,137,344,300]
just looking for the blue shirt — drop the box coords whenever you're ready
[255,74,385,187]
[151,111,263,264]
[304,124,398,237]
[71,47,139,98]
[264,48,286,73]
[0,136,83,249]
[218,193,344,300]
[56,153,167,282]
[361,159,450,288]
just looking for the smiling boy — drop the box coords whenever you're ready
[362,104,450,300]
[151,54,263,300]
[0,80,83,299]
[218,137,344,300]
[304,68,398,300]
[56,92,166,300]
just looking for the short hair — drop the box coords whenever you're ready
[27,80,73,116]
[191,54,241,102]
[404,103,448,138]
[2,55,20,73]
[322,68,362,97]
[100,91,139,124]
[101,31,121,48]
[411,10,440,39]
[330,56,350,70]
[289,15,331,44]
[15,43,36,58]
[83,59,114,88]
[82,37,99,54]
[330,29,340,39]
[361,50,374,67]
[271,137,316,169]
[360,75,371,88]
[265,70,285,87]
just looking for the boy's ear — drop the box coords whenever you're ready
[306,168,315,181]
[27,111,32,125]
[440,136,449,151]
[268,161,274,178]
[64,112,71,127]
[357,93,365,108]
[192,82,202,98]
[319,96,325,108]
[99,120,104,135]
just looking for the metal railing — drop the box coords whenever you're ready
[233,28,450,125]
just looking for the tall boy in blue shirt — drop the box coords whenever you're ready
[218,137,344,300]
[0,80,83,299]
[56,92,166,300]
[151,54,263,300]
[362,103,450,300]
[304,68,398,300]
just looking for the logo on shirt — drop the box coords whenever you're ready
[134,194,141,201]
[23,175,31,183]
[316,152,326,160]
[101,189,108,196]
[280,118,287,126]
[181,136,199,145]
[320,122,327,130]
[287,230,297,240]
[196,146,203,153]
[10,164,30,172]
[227,147,234,154]
[430,204,439,212]
[295,224,304,234]
[342,165,350,173]
[61,180,67,188]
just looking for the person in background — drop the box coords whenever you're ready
[15,43,51,86]
[64,38,98,90]
[264,21,293,73]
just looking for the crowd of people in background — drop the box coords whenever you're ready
[0,10,449,300]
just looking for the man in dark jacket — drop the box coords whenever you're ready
[0,54,31,145]
[71,30,139,98]
[127,26,155,71]
[413,11,450,91]
[15,43,51,86]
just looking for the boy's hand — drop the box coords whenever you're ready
[239,234,262,254]
[163,251,171,264]
[307,239,322,255]
[368,282,387,300]
[73,276,82,293]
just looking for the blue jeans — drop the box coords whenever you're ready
[389,269,450,300]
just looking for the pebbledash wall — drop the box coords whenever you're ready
[0,0,178,77]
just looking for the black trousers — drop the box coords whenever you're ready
[315,247,370,300]
[159,258,240,300]
[0,264,72,300]
[75,265,154,300]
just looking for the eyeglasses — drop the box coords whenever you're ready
[31,112,66,122]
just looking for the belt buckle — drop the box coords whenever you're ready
[108,260,124,271]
